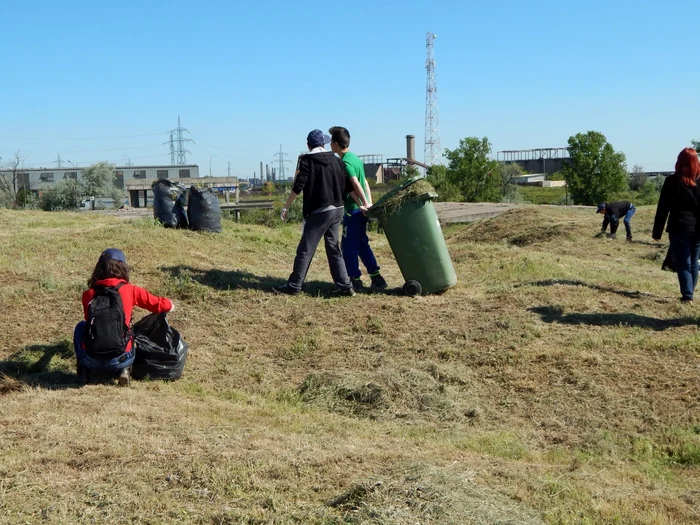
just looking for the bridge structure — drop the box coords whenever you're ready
[497,148,570,177]
[643,171,673,177]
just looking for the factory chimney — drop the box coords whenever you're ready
[406,135,416,161]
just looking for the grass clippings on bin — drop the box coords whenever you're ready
[371,179,436,218]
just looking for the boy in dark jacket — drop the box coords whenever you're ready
[597,201,636,241]
[273,129,355,296]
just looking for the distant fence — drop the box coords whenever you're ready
[516,181,567,188]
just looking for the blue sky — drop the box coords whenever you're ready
[2,0,699,176]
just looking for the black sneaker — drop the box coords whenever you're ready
[272,284,301,296]
[351,278,365,292]
[370,273,388,292]
[626,236,633,242]
[331,287,356,297]
[607,233,616,240]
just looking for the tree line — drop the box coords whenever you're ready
[2,132,698,210]
[426,131,697,205]
[0,157,125,210]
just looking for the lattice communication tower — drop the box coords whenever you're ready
[424,32,441,166]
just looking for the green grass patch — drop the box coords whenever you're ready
[517,185,567,204]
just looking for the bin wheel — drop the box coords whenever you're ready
[403,280,422,297]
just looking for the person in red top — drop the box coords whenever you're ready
[75,248,174,386]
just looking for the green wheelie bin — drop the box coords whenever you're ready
[366,176,457,296]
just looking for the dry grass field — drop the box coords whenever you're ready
[0,205,699,524]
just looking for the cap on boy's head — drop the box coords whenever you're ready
[307,129,331,148]
[596,203,606,213]
[101,248,126,263]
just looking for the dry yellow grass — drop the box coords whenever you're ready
[0,205,699,524]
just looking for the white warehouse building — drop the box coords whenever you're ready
[0,164,200,193]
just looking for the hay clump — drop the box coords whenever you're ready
[0,373,25,395]
[370,179,437,218]
[297,366,460,421]
[298,372,388,418]
[456,207,582,246]
[326,464,546,524]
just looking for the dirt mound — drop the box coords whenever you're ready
[327,464,545,524]
[454,206,590,246]
[298,365,470,421]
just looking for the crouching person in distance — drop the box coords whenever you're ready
[597,201,636,241]
[75,248,174,386]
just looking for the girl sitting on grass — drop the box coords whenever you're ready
[74,248,174,386]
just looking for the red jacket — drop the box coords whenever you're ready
[82,278,173,353]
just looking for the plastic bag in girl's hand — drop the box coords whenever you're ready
[132,313,188,380]
[187,186,222,232]
[153,179,184,228]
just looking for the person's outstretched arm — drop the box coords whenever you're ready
[132,286,174,314]
[652,178,672,240]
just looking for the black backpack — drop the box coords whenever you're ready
[84,283,132,359]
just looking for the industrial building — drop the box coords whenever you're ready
[360,135,428,184]
[496,148,570,177]
[0,164,200,194]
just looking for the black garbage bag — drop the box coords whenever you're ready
[172,190,189,229]
[153,179,185,228]
[187,186,222,232]
[661,246,675,272]
[132,313,188,380]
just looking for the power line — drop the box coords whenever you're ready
[188,136,257,152]
[0,131,170,141]
[21,153,171,167]
[166,132,175,165]
[52,143,167,154]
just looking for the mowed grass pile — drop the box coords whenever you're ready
[1,205,699,524]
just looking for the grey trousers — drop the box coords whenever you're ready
[287,208,352,291]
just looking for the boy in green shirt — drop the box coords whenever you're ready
[329,126,387,292]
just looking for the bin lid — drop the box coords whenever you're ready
[369,175,425,212]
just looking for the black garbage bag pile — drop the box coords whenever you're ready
[153,179,187,228]
[173,190,189,229]
[152,180,221,232]
[133,313,189,381]
[188,186,222,232]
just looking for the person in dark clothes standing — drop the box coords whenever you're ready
[273,129,355,297]
[597,201,636,241]
[653,148,700,304]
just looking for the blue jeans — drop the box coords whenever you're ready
[74,321,134,372]
[669,232,700,301]
[342,209,380,280]
[610,205,636,238]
